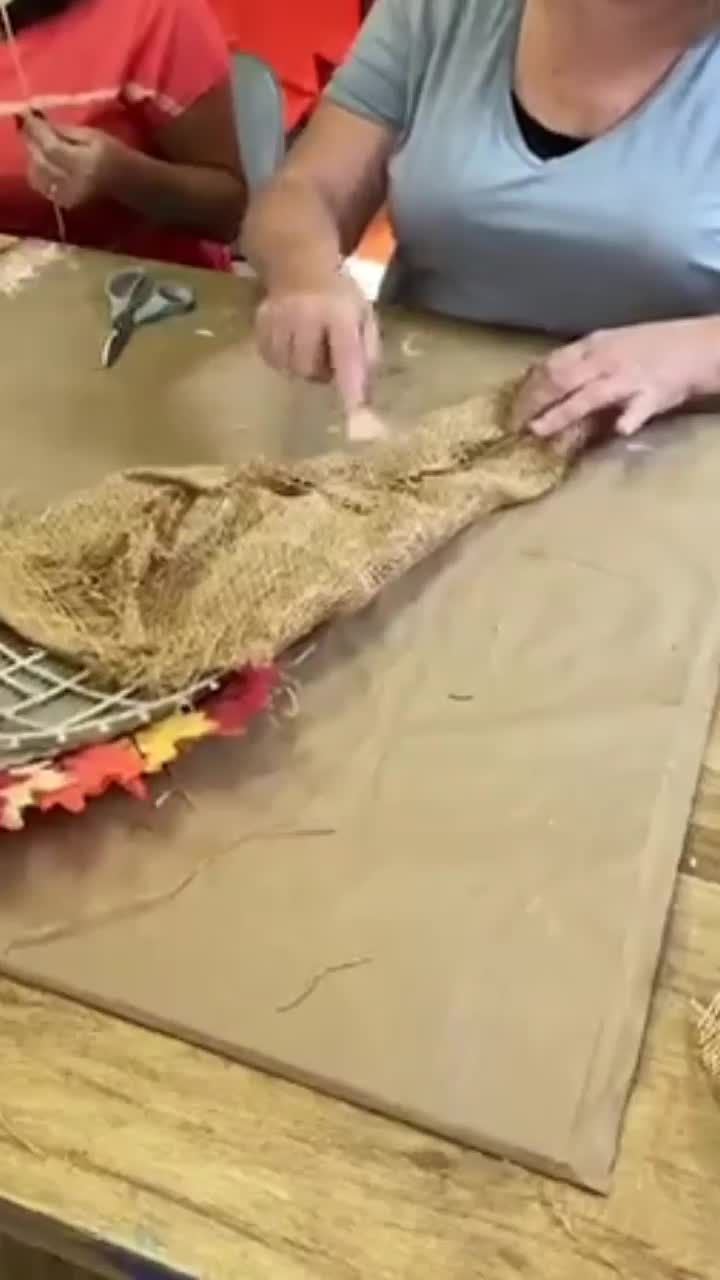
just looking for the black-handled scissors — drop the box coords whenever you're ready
[101,268,196,369]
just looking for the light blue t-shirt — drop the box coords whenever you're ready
[327,0,720,334]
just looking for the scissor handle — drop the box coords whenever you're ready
[106,269,156,327]
[106,267,147,302]
[157,281,195,312]
[134,282,196,325]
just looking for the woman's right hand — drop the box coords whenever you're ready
[256,271,381,414]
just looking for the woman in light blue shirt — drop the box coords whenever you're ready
[244,0,720,439]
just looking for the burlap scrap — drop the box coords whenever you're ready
[0,387,585,695]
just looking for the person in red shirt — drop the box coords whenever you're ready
[0,0,245,269]
[209,0,368,132]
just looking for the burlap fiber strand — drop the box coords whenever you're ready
[0,388,584,694]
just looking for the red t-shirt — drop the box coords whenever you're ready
[211,0,363,129]
[0,0,233,269]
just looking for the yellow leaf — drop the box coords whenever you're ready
[135,711,213,773]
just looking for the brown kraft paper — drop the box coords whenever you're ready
[1,247,719,1190]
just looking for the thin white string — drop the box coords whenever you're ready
[0,2,67,244]
[0,3,29,98]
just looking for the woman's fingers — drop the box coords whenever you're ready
[616,391,658,437]
[22,114,72,172]
[514,338,606,427]
[514,321,702,442]
[256,278,380,415]
[329,313,369,414]
[50,124,90,147]
[290,310,331,381]
[530,374,628,436]
[362,307,382,371]
[257,301,294,375]
[26,145,65,198]
[22,112,56,150]
[23,115,79,207]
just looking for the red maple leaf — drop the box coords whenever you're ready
[39,741,148,815]
[204,665,280,737]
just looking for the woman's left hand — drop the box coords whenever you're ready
[23,113,123,210]
[514,318,720,439]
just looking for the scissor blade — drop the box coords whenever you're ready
[101,324,133,369]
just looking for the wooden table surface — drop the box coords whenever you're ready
[0,245,719,1278]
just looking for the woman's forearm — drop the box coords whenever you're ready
[242,174,344,290]
[107,144,244,243]
[694,315,720,395]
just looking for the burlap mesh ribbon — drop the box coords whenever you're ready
[0,388,582,694]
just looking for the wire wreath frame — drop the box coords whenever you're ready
[0,627,218,769]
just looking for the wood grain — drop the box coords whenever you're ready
[683,706,720,885]
[0,871,717,1278]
